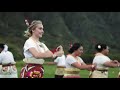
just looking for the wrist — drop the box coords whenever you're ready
[91,65,94,68]
[91,65,95,71]
[117,64,120,67]
[53,54,57,58]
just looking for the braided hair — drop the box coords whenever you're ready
[24,20,42,37]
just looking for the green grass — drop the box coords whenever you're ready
[16,61,120,78]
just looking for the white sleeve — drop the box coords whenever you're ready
[41,43,49,51]
[78,57,84,63]
[66,56,77,65]
[24,40,36,52]
[101,56,110,64]
[54,57,59,63]
[0,54,3,63]
[55,55,66,66]
[8,52,16,63]
[98,56,111,65]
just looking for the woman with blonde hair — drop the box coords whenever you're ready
[20,20,64,78]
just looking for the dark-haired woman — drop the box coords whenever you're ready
[63,43,96,78]
[90,43,120,78]
[0,43,18,78]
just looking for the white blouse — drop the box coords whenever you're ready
[23,37,49,58]
[0,51,15,64]
[54,55,66,67]
[65,55,84,68]
[92,53,111,70]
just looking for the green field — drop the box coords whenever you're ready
[16,61,120,78]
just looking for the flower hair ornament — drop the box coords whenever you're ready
[24,19,31,37]
[25,19,30,26]
[98,45,101,49]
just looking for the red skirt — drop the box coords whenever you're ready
[20,64,44,78]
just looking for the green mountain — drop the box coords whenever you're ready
[0,12,120,62]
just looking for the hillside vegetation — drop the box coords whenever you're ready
[0,12,120,62]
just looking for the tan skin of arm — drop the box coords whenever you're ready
[71,62,93,71]
[29,47,53,59]
[81,62,86,65]
[104,61,120,68]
